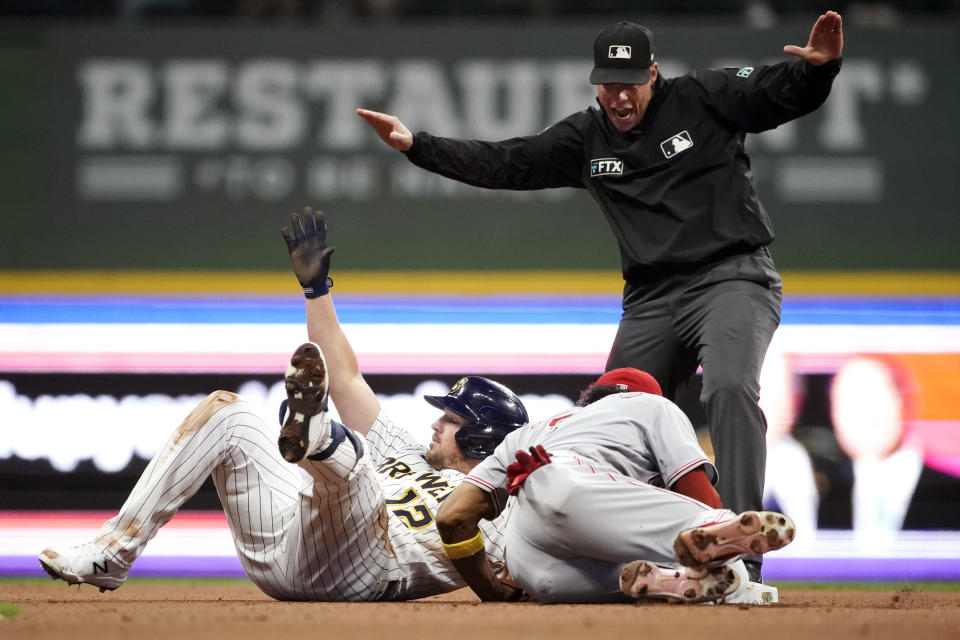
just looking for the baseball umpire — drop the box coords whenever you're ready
[359,11,843,581]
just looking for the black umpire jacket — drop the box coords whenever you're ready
[404,57,842,280]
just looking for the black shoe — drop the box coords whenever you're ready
[744,558,763,583]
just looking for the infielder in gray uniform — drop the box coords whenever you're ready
[38,209,528,601]
[359,11,843,582]
[436,369,795,604]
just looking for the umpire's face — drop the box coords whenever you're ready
[596,63,658,132]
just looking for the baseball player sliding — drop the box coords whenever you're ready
[437,371,796,604]
[38,208,529,601]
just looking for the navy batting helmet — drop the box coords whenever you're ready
[424,376,529,460]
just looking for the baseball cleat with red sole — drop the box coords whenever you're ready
[278,342,329,463]
[673,510,795,568]
[619,561,740,604]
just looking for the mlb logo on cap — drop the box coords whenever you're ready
[590,22,656,85]
[609,45,632,59]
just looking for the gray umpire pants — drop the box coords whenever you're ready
[606,247,782,580]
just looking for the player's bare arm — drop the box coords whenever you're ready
[671,467,722,508]
[356,108,414,152]
[282,208,381,435]
[783,10,843,66]
[437,483,522,601]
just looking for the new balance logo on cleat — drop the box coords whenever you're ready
[38,543,129,592]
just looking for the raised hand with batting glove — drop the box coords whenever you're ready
[281,207,335,298]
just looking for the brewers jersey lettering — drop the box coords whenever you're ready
[365,412,508,600]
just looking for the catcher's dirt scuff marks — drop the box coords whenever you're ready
[172,390,239,448]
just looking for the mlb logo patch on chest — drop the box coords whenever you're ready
[590,158,624,177]
[659,131,694,159]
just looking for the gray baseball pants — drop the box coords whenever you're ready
[606,248,782,580]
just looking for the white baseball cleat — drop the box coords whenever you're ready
[724,581,779,605]
[673,510,796,568]
[38,542,128,592]
[619,561,740,604]
[279,341,330,462]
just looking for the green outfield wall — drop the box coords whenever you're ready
[0,21,956,271]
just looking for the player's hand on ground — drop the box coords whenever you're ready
[783,10,843,66]
[281,207,335,298]
[356,108,414,151]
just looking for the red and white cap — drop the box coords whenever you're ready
[594,368,662,396]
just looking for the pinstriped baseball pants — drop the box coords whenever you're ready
[93,391,401,601]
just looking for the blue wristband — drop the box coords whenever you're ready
[303,276,333,299]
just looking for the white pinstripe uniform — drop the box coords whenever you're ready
[91,390,507,601]
[464,391,744,603]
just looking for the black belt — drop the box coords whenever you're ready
[623,243,766,283]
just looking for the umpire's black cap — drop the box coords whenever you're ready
[589,21,656,85]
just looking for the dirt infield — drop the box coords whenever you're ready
[3,580,959,640]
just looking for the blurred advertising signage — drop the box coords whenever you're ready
[48,26,941,206]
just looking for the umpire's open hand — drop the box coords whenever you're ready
[356,108,414,152]
[281,207,335,299]
[784,10,843,66]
